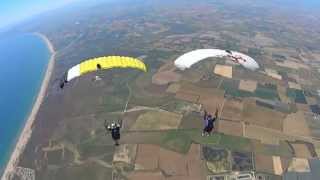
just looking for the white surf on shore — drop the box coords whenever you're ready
[1,33,55,180]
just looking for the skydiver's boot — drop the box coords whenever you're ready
[115,140,119,146]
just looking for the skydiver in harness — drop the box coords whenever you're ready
[59,72,68,89]
[202,108,218,136]
[105,120,122,146]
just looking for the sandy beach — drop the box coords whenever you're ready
[1,33,55,180]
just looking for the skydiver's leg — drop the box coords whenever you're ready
[60,82,64,89]
[202,126,206,136]
[115,140,119,146]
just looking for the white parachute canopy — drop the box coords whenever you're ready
[174,49,259,71]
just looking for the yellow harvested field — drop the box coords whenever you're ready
[272,156,283,175]
[265,68,278,74]
[134,144,160,170]
[131,110,182,131]
[166,83,180,93]
[214,64,232,78]
[238,80,257,92]
[287,158,310,172]
[283,111,311,137]
[218,120,243,137]
[288,82,302,90]
[113,144,137,164]
[291,143,312,159]
[265,68,282,80]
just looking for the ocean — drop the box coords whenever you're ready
[0,33,50,173]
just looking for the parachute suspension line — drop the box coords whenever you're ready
[117,82,132,127]
[217,78,224,89]
[123,82,132,113]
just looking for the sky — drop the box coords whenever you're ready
[0,0,79,29]
[1,0,319,30]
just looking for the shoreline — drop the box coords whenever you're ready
[1,33,55,180]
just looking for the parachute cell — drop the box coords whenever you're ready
[174,49,259,71]
[65,56,147,83]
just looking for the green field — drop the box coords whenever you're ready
[287,88,307,104]
[130,110,182,130]
[255,83,280,100]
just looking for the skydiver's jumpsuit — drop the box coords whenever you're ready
[203,112,215,135]
[108,125,121,145]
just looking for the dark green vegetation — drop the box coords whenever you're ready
[220,78,252,97]
[231,151,254,171]
[203,146,229,162]
[287,88,307,104]
[255,83,280,100]
[203,146,254,173]
[160,130,192,154]
[219,79,281,101]
[121,129,252,154]
[203,146,231,173]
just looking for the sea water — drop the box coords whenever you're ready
[0,33,50,174]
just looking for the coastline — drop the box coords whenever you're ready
[1,33,55,180]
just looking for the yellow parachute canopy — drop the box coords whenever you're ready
[61,56,147,88]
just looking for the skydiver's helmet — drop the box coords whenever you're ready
[108,122,120,130]
[108,123,116,129]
